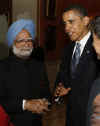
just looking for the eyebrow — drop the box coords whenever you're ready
[63,19,74,24]
[16,37,33,42]
[68,19,74,22]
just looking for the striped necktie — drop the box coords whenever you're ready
[71,43,81,73]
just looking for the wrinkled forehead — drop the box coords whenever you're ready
[15,29,31,40]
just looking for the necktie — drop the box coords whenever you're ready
[71,43,81,73]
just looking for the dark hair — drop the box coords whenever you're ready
[91,16,100,38]
[64,4,88,17]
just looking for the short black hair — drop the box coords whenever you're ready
[91,16,100,38]
[64,4,88,17]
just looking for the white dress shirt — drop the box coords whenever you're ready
[73,31,91,57]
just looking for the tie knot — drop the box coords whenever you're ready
[76,43,81,48]
[75,43,81,56]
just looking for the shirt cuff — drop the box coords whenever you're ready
[23,99,26,110]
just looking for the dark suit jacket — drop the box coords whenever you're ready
[0,55,51,126]
[55,35,99,126]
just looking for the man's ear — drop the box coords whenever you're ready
[83,16,90,26]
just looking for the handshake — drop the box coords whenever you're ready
[24,83,71,114]
[24,98,51,114]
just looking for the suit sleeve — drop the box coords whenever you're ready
[0,61,23,113]
[40,63,51,100]
[55,45,71,88]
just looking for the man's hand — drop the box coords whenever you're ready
[24,98,50,114]
[54,83,71,97]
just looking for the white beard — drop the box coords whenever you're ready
[12,45,33,58]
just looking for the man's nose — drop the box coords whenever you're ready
[24,42,30,47]
[65,24,71,33]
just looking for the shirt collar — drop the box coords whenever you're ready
[76,31,91,47]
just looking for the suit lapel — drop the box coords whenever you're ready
[70,42,75,58]
[79,35,93,62]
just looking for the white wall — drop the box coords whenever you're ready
[12,0,37,34]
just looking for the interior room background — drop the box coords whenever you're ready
[0,1,100,126]
[0,0,100,60]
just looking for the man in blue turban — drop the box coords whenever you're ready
[0,19,51,126]
[7,19,35,47]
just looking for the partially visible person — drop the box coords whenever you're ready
[54,4,98,126]
[0,19,51,126]
[87,16,100,126]
[0,105,14,126]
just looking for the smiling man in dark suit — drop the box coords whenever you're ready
[54,4,98,126]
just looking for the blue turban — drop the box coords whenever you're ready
[6,19,35,47]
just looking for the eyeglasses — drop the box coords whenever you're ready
[15,37,34,43]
